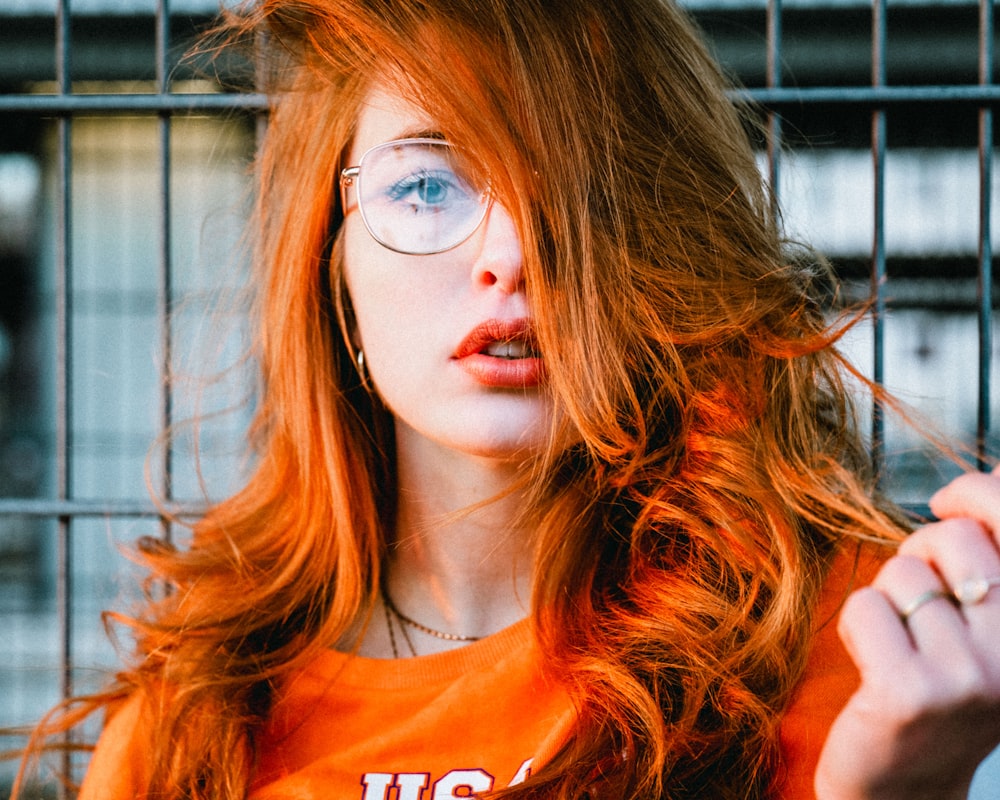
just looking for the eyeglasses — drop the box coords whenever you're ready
[340,138,492,255]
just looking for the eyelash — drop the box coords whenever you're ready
[387,171,454,205]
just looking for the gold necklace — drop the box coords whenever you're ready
[381,588,482,658]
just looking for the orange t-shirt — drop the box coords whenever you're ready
[78,547,878,799]
[251,618,576,799]
[777,543,881,797]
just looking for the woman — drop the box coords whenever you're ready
[16,0,1000,798]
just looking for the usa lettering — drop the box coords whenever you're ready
[360,760,532,799]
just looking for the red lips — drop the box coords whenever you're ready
[452,319,544,388]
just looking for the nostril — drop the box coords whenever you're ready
[482,272,498,286]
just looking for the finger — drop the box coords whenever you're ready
[901,519,1000,624]
[929,472,1000,540]
[837,585,915,676]
[871,554,965,653]
[901,518,1000,583]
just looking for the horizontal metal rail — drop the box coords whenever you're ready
[0,497,929,522]
[738,84,1000,107]
[1,85,1000,115]
[0,498,205,518]
[0,92,269,113]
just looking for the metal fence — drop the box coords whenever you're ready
[0,0,996,797]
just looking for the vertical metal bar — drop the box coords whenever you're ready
[157,0,174,537]
[871,0,887,474]
[54,0,73,796]
[766,0,783,206]
[978,0,994,469]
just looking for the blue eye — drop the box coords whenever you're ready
[351,138,491,254]
[387,170,460,210]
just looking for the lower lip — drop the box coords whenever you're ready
[455,353,545,388]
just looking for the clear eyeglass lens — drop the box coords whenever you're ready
[354,139,490,255]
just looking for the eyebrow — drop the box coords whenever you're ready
[344,129,448,169]
[396,128,447,142]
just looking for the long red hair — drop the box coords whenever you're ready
[15,1,912,797]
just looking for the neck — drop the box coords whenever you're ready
[385,424,536,643]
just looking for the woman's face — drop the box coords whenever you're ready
[342,81,555,463]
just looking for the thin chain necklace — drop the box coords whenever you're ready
[381,587,482,659]
[382,595,417,658]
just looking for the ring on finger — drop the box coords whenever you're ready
[953,576,1000,606]
[898,588,951,622]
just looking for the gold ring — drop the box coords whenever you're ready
[898,588,950,622]
[953,576,1000,606]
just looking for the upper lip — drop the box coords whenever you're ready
[453,318,539,359]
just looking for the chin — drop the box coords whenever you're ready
[430,420,552,463]
[442,426,545,461]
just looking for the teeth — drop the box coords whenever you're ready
[485,340,531,359]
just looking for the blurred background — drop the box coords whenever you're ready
[0,0,997,796]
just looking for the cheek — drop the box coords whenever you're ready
[342,224,427,365]
[342,220,458,351]
[343,222,391,343]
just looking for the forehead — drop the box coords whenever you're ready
[348,81,439,164]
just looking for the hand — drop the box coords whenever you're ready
[814,468,1000,800]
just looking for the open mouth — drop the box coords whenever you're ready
[454,319,545,388]
[454,318,541,361]
[482,339,539,360]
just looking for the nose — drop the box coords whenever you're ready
[470,202,524,293]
